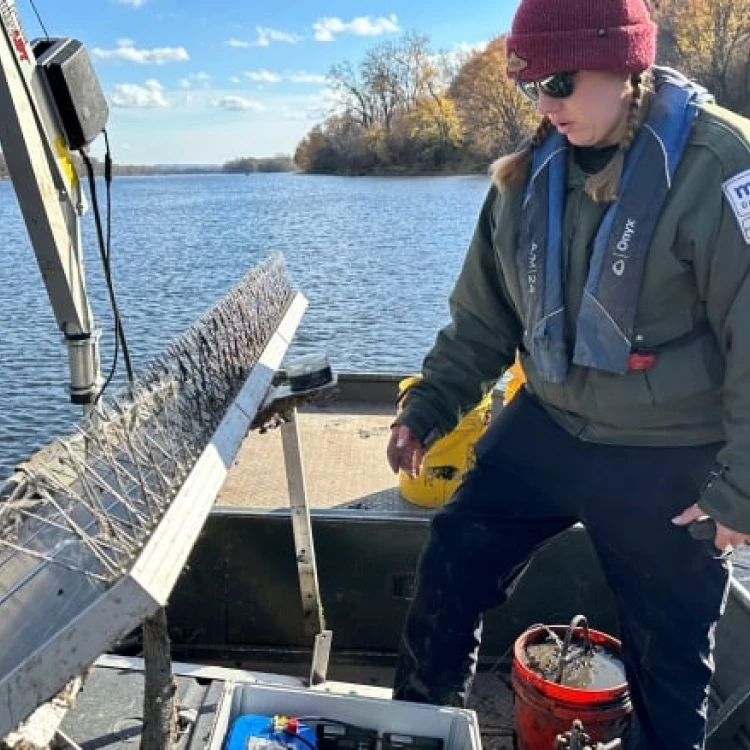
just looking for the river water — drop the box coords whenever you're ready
[0,172,488,476]
[1,171,748,582]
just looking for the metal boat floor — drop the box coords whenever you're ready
[216,392,750,587]
[218,399,418,512]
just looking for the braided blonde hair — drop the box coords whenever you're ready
[490,117,555,189]
[491,72,652,203]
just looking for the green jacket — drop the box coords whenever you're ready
[397,102,750,533]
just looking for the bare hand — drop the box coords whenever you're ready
[386,425,425,478]
[673,504,750,552]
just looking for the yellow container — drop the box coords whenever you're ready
[398,375,492,508]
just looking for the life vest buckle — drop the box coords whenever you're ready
[627,352,657,371]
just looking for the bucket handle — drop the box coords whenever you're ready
[524,622,564,653]
[555,614,593,685]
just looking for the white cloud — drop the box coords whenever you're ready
[319,87,339,103]
[110,80,169,108]
[443,41,488,67]
[255,27,302,45]
[288,72,327,85]
[93,40,189,64]
[178,72,212,90]
[114,0,146,7]
[96,91,333,163]
[217,96,265,112]
[233,70,327,86]
[245,69,282,84]
[229,76,241,84]
[432,42,488,80]
[281,106,325,122]
[455,41,488,56]
[227,38,251,49]
[227,27,301,48]
[316,87,342,111]
[313,14,399,42]
[282,111,307,121]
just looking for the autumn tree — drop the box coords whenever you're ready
[327,60,376,129]
[327,34,448,134]
[300,31,539,173]
[449,36,537,162]
[644,0,683,65]
[320,33,464,171]
[294,126,335,172]
[294,116,377,174]
[405,94,464,167]
[360,43,403,134]
[651,0,750,112]
[392,32,442,111]
[325,114,377,171]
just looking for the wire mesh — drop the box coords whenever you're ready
[0,253,294,589]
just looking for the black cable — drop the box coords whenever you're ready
[104,131,113,264]
[95,131,121,404]
[96,134,133,386]
[92,134,119,406]
[28,0,50,39]
[94,311,120,406]
[80,140,135,402]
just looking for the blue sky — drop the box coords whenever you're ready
[25,0,518,164]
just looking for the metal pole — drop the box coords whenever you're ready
[280,408,326,637]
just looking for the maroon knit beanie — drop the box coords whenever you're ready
[506,0,657,81]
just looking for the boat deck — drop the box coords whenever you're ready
[49,375,750,750]
[210,376,515,747]
[218,397,411,512]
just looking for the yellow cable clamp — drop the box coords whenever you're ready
[54,135,78,188]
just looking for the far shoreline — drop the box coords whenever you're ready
[0,165,491,180]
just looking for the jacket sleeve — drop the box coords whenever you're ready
[695,168,750,533]
[395,186,523,449]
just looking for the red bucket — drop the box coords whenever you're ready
[511,624,631,749]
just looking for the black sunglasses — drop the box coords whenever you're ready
[516,71,577,103]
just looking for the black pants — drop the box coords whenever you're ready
[393,390,731,750]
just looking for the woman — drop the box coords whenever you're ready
[386,0,750,748]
